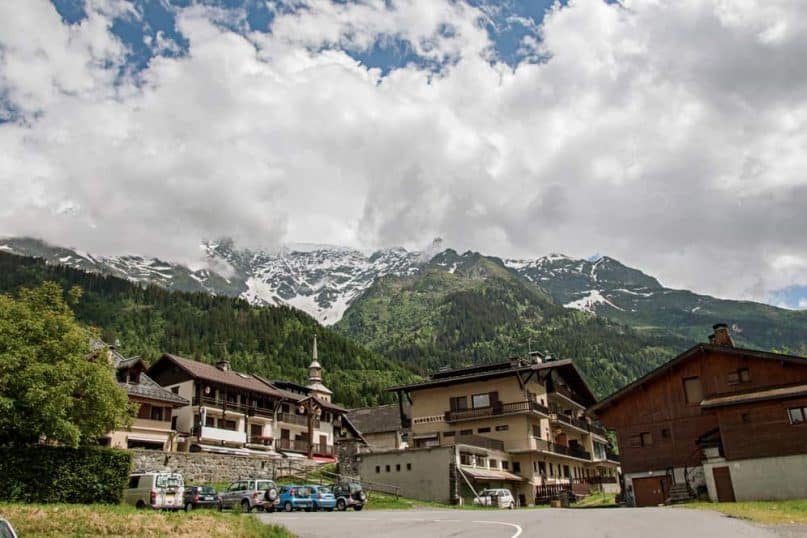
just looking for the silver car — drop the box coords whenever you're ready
[473,488,516,509]
[218,479,279,513]
[0,517,18,538]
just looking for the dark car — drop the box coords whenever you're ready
[332,481,366,511]
[183,485,220,511]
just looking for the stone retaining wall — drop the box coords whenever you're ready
[130,450,321,484]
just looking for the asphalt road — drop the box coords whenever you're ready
[258,507,786,538]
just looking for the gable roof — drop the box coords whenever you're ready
[387,358,598,407]
[122,372,189,406]
[589,343,807,414]
[347,403,409,435]
[150,353,284,398]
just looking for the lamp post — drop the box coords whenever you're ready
[298,399,322,459]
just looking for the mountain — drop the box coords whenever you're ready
[335,249,688,396]
[0,251,416,408]
[505,254,807,351]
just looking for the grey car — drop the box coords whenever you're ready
[0,518,18,538]
[218,479,279,513]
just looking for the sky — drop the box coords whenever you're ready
[1,1,807,309]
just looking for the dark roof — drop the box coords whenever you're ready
[589,344,807,414]
[347,404,409,435]
[339,415,368,445]
[387,358,597,407]
[151,354,284,398]
[122,372,188,406]
[700,382,807,409]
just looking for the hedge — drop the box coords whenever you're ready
[0,446,132,504]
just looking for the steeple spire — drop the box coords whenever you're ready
[307,333,332,401]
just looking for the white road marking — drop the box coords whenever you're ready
[472,520,523,538]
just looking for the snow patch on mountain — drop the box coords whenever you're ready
[564,290,624,313]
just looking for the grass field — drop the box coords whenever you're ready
[682,499,807,525]
[0,503,295,538]
[574,491,617,508]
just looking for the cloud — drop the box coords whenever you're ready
[1,0,807,304]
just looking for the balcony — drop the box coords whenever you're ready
[311,443,335,457]
[199,425,246,444]
[277,438,309,453]
[606,449,620,463]
[277,412,320,428]
[452,434,505,451]
[445,400,549,423]
[531,438,592,461]
[131,418,173,432]
[549,410,607,438]
[193,396,249,414]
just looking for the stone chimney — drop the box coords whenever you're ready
[216,359,230,371]
[711,323,734,347]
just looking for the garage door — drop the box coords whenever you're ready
[632,476,671,507]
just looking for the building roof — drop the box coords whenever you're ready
[152,353,284,398]
[122,372,189,406]
[347,403,409,435]
[589,343,807,414]
[460,466,523,482]
[387,358,598,407]
[700,382,807,409]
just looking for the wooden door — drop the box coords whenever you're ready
[633,476,670,507]
[712,467,736,502]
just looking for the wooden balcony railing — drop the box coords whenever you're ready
[445,400,549,422]
[277,412,320,428]
[277,438,309,452]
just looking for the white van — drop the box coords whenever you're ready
[124,472,184,510]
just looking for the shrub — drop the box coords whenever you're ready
[0,446,131,504]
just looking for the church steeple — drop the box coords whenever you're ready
[306,334,332,402]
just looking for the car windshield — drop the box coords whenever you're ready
[199,486,217,495]
[317,487,331,494]
[0,521,15,538]
[156,475,182,488]
[348,484,362,493]
[294,487,312,497]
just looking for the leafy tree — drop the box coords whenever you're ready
[0,282,130,447]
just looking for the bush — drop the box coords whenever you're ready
[0,446,131,504]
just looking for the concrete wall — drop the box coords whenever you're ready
[704,454,807,502]
[129,449,319,484]
[357,446,456,504]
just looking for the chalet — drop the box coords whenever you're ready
[363,354,619,506]
[101,346,189,451]
[147,337,347,460]
[346,403,410,450]
[589,324,807,506]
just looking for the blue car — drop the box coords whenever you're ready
[278,485,314,512]
[308,485,336,511]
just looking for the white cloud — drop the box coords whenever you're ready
[1,0,807,303]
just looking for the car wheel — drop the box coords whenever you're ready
[509,502,515,510]
[241,500,251,513]
[336,499,347,512]
[284,502,293,513]
[136,501,146,510]
[354,504,363,511]
[185,502,193,512]
[304,507,312,512]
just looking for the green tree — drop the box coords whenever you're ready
[0,282,130,447]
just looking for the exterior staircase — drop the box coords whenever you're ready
[666,483,695,504]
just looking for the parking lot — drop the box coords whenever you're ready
[259,506,786,538]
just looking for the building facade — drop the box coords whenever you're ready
[147,344,346,460]
[377,354,619,506]
[589,324,807,506]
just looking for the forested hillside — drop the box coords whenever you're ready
[0,252,416,407]
[337,252,692,397]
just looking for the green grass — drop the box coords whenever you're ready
[682,500,807,525]
[574,491,617,507]
[0,503,295,538]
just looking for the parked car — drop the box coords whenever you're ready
[0,517,18,538]
[183,485,220,511]
[278,485,314,512]
[472,488,516,509]
[308,485,336,511]
[332,481,366,511]
[124,472,184,510]
[219,479,279,513]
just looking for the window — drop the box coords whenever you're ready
[788,407,806,424]
[477,427,491,434]
[661,428,670,439]
[538,461,546,475]
[205,415,215,427]
[683,377,703,404]
[385,465,390,472]
[251,424,263,437]
[549,463,554,477]
[563,465,570,478]
[460,453,473,465]
[128,476,140,488]
[640,432,653,446]
[406,463,412,471]
[489,459,498,469]
[443,431,456,437]
[459,429,472,436]
[502,461,509,470]
[741,413,751,424]
[472,393,491,408]
[396,464,401,472]
[512,461,521,473]
[739,368,751,382]
[150,406,164,421]
[531,424,541,437]
[375,466,380,473]
[221,419,237,431]
[449,396,468,411]
[495,425,509,432]
[171,386,180,394]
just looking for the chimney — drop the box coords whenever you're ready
[216,359,230,371]
[711,323,734,347]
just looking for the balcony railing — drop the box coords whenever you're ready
[445,400,549,422]
[277,412,320,428]
[311,443,335,457]
[193,396,249,414]
[549,410,608,438]
[605,449,620,462]
[199,426,246,444]
[277,438,309,453]
[453,434,505,451]
[531,439,592,461]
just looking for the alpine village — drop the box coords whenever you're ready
[2,240,807,538]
